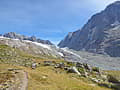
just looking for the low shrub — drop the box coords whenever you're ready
[107,74,119,83]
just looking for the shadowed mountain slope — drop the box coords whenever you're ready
[58,1,120,57]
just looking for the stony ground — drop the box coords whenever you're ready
[64,49,120,70]
[0,64,28,90]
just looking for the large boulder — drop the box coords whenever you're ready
[31,63,37,69]
[76,62,84,68]
[55,62,65,69]
[83,63,92,72]
[67,67,81,75]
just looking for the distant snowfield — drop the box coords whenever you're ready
[23,40,52,50]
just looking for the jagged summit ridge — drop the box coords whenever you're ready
[58,1,120,57]
[1,32,53,45]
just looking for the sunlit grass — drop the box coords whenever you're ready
[26,66,111,90]
[0,63,112,90]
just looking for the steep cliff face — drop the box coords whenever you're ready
[58,1,120,57]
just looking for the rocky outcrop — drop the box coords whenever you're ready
[58,1,120,57]
[3,32,53,45]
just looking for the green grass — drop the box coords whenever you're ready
[106,71,120,82]
[105,71,120,90]
[0,63,112,90]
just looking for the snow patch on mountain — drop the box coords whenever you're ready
[61,48,82,59]
[58,52,64,57]
[23,40,52,50]
[33,42,52,50]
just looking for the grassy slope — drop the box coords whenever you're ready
[0,44,33,65]
[0,44,116,90]
[106,71,120,80]
[0,64,111,90]
[27,66,111,90]
[105,71,120,89]
[0,44,59,66]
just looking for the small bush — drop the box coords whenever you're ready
[107,74,119,83]
[67,62,75,66]
[92,67,100,72]
[99,82,112,88]
[78,68,85,74]
[111,84,120,90]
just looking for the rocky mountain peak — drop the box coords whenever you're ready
[2,32,53,45]
[58,1,120,57]
[3,32,24,40]
[107,1,120,7]
[28,35,37,42]
[104,1,120,23]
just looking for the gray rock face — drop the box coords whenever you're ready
[3,32,53,45]
[58,1,120,57]
[3,32,25,40]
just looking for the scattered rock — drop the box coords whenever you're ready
[42,76,47,79]
[67,67,81,75]
[32,63,37,69]
[83,63,92,72]
[83,71,88,78]
[76,62,84,68]
[55,62,65,69]
[90,77,99,83]
[8,68,15,71]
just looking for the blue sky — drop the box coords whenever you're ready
[0,0,117,44]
